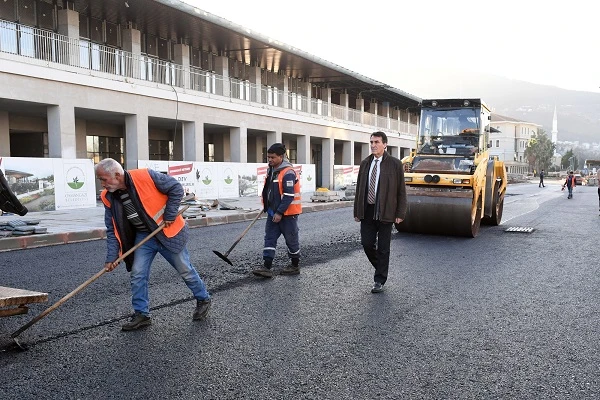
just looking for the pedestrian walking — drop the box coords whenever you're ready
[562,170,576,199]
[597,169,600,214]
[354,131,407,293]
[539,169,545,187]
[253,143,302,278]
[95,158,211,331]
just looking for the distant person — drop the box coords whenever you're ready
[597,169,600,213]
[562,171,576,199]
[354,131,407,293]
[539,169,545,188]
[95,158,211,331]
[252,143,302,278]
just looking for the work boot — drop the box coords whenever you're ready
[121,312,151,331]
[253,259,274,278]
[193,298,211,321]
[252,267,274,278]
[281,259,300,275]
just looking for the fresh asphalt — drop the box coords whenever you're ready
[1,180,599,399]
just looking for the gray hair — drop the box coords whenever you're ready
[95,158,124,176]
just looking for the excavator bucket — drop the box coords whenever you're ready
[0,170,28,216]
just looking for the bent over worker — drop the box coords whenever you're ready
[253,143,302,278]
[95,158,211,331]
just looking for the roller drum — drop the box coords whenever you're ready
[395,192,480,237]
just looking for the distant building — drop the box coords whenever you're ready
[489,114,541,174]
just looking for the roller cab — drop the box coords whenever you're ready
[396,99,507,237]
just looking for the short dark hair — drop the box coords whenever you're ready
[371,131,388,144]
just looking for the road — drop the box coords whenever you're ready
[1,181,599,399]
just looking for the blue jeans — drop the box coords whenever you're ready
[567,186,573,198]
[130,231,209,315]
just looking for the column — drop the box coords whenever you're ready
[370,100,378,116]
[125,113,149,170]
[361,143,370,160]
[282,76,289,109]
[255,136,265,163]
[356,98,365,124]
[342,141,353,165]
[75,119,87,158]
[340,92,349,121]
[214,56,230,98]
[47,104,76,158]
[174,43,190,89]
[321,138,334,189]
[183,121,204,161]
[248,66,262,104]
[230,125,247,163]
[57,9,79,67]
[267,130,282,147]
[122,28,142,79]
[301,81,311,112]
[322,87,332,117]
[0,111,9,156]
[382,102,390,130]
[297,135,310,164]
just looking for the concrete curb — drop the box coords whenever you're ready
[0,201,353,252]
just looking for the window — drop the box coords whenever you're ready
[89,18,103,43]
[37,0,53,30]
[18,0,35,26]
[86,136,124,164]
[495,140,500,147]
[149,139,173,161]
[205,143,215,162]
[0,0,16,21]
[488,140,492,148]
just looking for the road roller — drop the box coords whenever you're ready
[396,98,507,237]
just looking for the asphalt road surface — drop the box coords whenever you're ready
[1,181,599,399]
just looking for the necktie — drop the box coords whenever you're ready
[367,159,379,204]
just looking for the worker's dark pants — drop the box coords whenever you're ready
[360,204,393,285]
[263,215,300,263]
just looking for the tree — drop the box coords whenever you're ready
[524,130,555,173]
[561,149,577,171]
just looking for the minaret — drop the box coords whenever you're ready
[551,105,558,153]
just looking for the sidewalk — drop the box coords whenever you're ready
[0,194,352,252]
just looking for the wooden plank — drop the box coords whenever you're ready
[0,286,48,307]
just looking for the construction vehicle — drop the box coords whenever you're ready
[396,99,507,237]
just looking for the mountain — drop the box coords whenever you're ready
[389,68,600,144]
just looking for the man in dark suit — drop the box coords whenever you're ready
[354,131,407,293]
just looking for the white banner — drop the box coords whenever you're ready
[54,159,96,210]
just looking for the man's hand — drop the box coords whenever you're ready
[272,213,282,223]
[163,220,174,228]
[395,218,404,224]
[354,217,360,222]
[104,261,119,272]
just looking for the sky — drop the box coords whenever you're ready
[181,0,600,97]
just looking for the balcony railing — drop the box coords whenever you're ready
[0,19,417,137]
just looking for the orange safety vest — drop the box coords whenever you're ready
[265,166,302,216]
[100,169,185,239]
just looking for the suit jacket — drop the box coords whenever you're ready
[353,152,407,223]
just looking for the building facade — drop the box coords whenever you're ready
[489,114,540,175]
[0,0,422,190]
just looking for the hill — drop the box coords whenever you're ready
[389,68,600,143]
